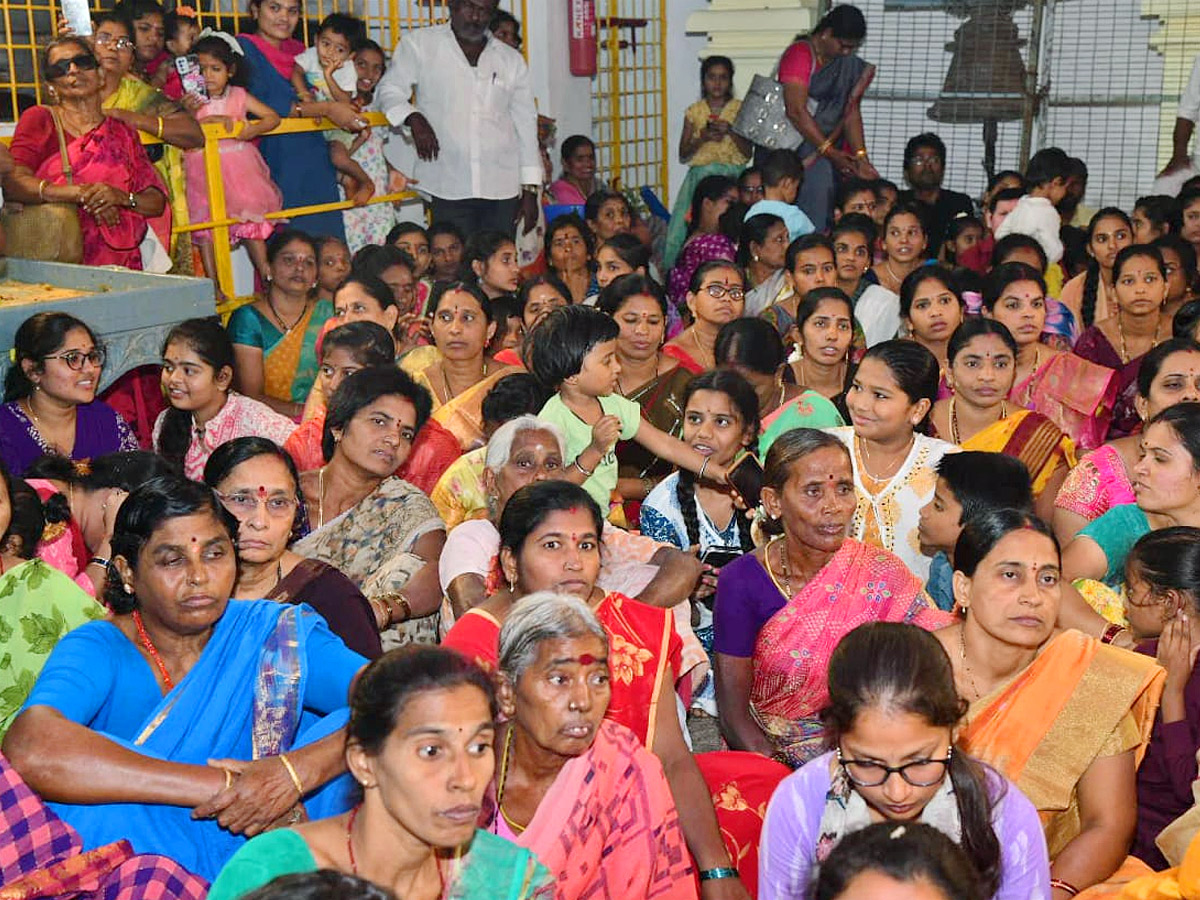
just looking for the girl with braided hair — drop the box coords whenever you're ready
[640,369,759,717]
[1059,208,1132,330]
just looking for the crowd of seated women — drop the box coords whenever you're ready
[15,33,1200,899]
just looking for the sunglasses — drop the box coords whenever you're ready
[45,53,99,80]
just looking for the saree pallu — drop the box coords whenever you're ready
[1074,327,1147,440]
[103,75,188,269]
[960,409,1077,498]
[0,560,102,740]
[45,602,356,880]
[266,302,329,406]
[494,720,697,900]
[268,558,382,659]
[28,111,168,269]
[1010,351,1117,452]
[443,592,682,746]
[291,476,444,649]
[695,751,790,899]
[416,364,520,451]
[662,343,705,375]
[617,366,693,524]
[959,630,1164,860]
[0,753,208,900]
[750,538,952,767]
[794,44,875,230]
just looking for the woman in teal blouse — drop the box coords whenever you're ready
[207,647,551,900]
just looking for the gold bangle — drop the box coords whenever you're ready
[817,138,834,156]
[278,753,303,798]
[38,179,48,201]
[854,148,868,158]
[367,595,389,629]
[155,115,164,139]
[224,768,233,790]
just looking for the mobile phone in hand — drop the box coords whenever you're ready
[726,451,764,509]
[175,54,208,101]
[61,0,92,36]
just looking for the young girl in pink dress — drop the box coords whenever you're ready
[183,32,284,290]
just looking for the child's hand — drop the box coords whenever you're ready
[589,415,622,455]
[1158,612,1200,693]
[181,93,206,112]
[388,169,416,193]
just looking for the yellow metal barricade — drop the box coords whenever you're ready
[591,0,667,199]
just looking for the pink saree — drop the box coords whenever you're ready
[1053,443,1135,524]
[17,107,169,269]
[494,720,697,900]
[750,538,952,767]
[1009,351,1117,452]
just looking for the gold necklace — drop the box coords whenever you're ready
[441,359,488,403]
[1115,311,1163,365]
[959,627,982,701]
[883,260,905,290]
[690,327,714,369]
[1019,345,1041,405]
[764,536,794,598]
[948,396,1007,444]
[856,433,914,482]
[495,726,526,835]
[317,466,326,529]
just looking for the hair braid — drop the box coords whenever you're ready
[1081,259,1101,328]
[675,470,702,549]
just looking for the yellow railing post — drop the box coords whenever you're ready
[605,0,622,183]
[201,120,235,302]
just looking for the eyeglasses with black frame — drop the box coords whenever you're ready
[42,348,107,370]
[836,746,953,787]
[701,283,745,302]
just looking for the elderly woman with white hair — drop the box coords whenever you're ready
[485,592,697,900]
[436,414,704,634]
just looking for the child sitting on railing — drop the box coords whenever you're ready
[181,31,284,294]
[289,13,376,207]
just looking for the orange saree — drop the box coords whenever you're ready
[959,630,1165,895]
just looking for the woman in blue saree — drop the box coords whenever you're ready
[2,475,366,882]
[237,0,369,241]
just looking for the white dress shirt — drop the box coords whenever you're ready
[377,24,541,202]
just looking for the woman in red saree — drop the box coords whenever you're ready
[713,428,951,769]
[442,480,753,900]
[5,38,168,269]
[487,593,695,900]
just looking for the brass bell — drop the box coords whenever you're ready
[928,3,1028,124]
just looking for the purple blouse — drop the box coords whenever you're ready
[713,551,787,658]
[1134,638,1200,869]
[0,400,139,477]
[759,750,1051,900]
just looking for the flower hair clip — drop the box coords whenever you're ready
[176,5,197,16]
[197,27,243,56]
[7,348,15,363]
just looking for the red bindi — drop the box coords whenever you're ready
[578,653,597,666]
[257,485,267,497]
[567,506,579,514]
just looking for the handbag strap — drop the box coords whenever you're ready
[47,107,74,185]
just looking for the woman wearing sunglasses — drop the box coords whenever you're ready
[1,313,139,477]
[759,622,1050,900]
[3,36,168,268]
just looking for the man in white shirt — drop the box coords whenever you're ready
[1159,54,1200,181]
[376,0,541,239]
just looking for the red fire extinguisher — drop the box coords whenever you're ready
[569,0,597,77]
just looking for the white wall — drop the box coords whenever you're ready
[666,0,713,206]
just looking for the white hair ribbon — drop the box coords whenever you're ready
[197,27,244,56]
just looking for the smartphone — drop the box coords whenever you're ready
[699,546,743,571]
[60,0,92,36]
[726,451,764,509]
[175,54,208,101]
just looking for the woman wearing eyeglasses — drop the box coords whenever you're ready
[759,622,1050,900]
[663,261,745,374]
[3,35,169,269]
[0,313,139,477]
[203,437,381,659]
[938,509,1165,898]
